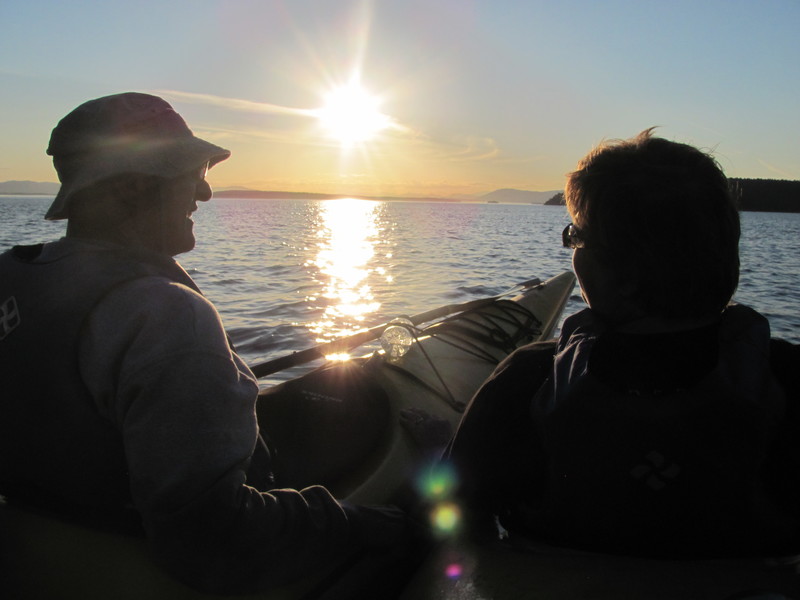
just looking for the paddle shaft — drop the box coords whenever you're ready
[249,278,541,378]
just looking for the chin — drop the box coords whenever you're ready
[168,222,197,255]
[166,235,196,256]
[172,242,196,256]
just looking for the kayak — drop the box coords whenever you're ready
[0,272,577,599]
[257,271,577,503]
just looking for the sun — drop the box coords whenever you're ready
[316,81,391,146]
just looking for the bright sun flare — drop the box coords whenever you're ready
[317,81,391,146]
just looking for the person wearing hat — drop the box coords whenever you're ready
[0,93,411,594]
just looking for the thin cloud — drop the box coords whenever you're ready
[154,89,527,166]
[757,159,796,180]
[190,125,312,146]
[157,88,409,141]
[153,89,317,118]
[401,132,500,162]
[448,136,501,161]
[409,133,545,166]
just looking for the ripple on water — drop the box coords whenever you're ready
[2,198,797,369]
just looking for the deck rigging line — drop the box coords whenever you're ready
[380,300,543,410]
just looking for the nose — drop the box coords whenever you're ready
[195,179,212,203]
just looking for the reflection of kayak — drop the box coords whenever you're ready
[0,272,576,599]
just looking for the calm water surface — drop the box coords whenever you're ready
[2,195,798,384]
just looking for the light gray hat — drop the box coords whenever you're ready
[45,92,231,220]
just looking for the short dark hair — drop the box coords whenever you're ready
[565,128,740,318]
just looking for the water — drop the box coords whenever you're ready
[2,195,798,385]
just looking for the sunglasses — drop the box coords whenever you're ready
[562,223,586,249]
[197,162,209,181]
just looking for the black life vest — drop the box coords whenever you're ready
[0,239,201,518]
[530,306,795,557]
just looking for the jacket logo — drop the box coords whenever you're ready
[0,296,21,340]
[630,451,681,491]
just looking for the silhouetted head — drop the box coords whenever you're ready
[564,128,740,321]
[46,92,230,255]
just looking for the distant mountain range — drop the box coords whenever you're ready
[2,179,798,212]
[213,187,564,204]
[212,189,461,203]
[0,180,60,195]
[0,180,560,203]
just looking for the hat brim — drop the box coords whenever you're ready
[45,136,230,220]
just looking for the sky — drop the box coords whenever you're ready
[1,0,798,198]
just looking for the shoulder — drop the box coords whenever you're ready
[557,308,604,347]
[506,339,558,363]
[110,276,215,314]
[770,337,800,395]
[771,337,800,361]
[490,339,557,387]
[90,275,230,353]
[721,303,771,338]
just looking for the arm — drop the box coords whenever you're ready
[771,338,800,404]
[445,340,555,521]
[80,277,405,593]
[764,338,800,516]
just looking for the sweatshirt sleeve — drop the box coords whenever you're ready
[78,277,388,593]
[445,340,555,515]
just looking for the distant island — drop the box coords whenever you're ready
[478,188,561,204]
[729,178,800,213]
[545,192,565,206]
[2,178,799,212]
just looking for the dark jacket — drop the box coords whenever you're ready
[0,239,402,593]
[448,305,800,558]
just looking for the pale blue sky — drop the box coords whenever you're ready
[1,0,798,197]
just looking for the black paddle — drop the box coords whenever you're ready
[249,277,541,378]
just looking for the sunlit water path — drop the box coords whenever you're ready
[2,196,798,384]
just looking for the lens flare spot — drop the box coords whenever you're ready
[416,463,458,500]
[431,502,461,534]
[445,563,463,579]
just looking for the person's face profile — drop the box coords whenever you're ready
[148,165,212,256]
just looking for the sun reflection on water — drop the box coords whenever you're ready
[306,198,382,346]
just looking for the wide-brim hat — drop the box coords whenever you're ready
[45,92,231,220]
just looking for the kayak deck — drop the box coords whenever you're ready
[345,272,575,503]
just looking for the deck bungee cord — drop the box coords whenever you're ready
[250,278,542,378]
[426,300,543,356]
[376,299,543,409]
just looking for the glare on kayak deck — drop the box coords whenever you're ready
[306,198,383,359]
